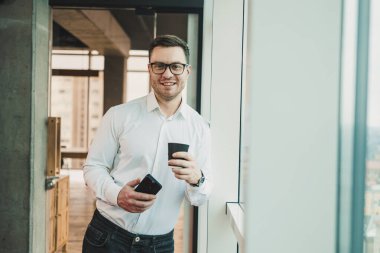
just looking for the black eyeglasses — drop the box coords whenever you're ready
[149,62,190,75]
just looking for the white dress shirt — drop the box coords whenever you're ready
[83,92,212,235]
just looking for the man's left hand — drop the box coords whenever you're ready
[168,152,202,185]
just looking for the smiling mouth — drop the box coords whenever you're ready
[161,82,176,86]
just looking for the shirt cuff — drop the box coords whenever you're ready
[104,183,123,206]
[188,179,207,193]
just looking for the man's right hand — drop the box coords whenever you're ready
[117,178,157,213]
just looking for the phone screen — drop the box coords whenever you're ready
[135,174,162,195]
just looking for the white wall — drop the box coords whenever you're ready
[244,0,342,252]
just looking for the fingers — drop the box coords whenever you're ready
[168,152,194,169]
[171,167,190,175]
[172,151,192,161]
[171,167,192,181]
[118,195,155,213]
[169,161,189,169]
[170,163,202,185]
[127,178,141,187]
[133,191,156,201]
[117,179,157,213]
[168,152,201,185]
[172,172,191,181]
[120,198,155,213]
[168,159,190,168]
[123,186,156,202]
[127,198,155,210]
[131,198,155,209]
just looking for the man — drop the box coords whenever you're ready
[82,35,212,253]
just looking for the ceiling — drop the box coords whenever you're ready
[51,1,203,56]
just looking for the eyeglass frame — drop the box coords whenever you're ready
[148,62,190,75]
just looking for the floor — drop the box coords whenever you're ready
[58,169,183,253]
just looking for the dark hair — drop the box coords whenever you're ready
[149,35,190,63]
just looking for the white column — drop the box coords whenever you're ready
[244,0,343,252]
[200,0,245,252]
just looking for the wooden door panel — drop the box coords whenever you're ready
[56,207,69,249]
[57,176,69,210]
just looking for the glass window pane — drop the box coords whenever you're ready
[52,54,90,70]
[88,73,104,146]
[126,72,149,101]
[364,0,380,251]
[90,55,105,70]
[51,75,89,150]
[50,51,105,169]
[127,56,149,71]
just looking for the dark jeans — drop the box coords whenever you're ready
[82,209,174,253]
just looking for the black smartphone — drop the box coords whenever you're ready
[134,174,162,195]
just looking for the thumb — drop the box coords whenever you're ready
[127,178,141,187]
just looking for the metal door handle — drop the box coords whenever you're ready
[45,176,59,190]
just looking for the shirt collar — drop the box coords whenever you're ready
[176,100,188,119]
[147,91,160,112]
[146,91,189,119]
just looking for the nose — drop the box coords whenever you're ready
[162,66,173,78]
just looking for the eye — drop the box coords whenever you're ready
[171,64,182,70]
[153,63,165,70]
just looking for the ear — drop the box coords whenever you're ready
[187,65,192,75]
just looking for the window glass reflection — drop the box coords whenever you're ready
[364,1,380,251]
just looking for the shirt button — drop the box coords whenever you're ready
[135,236,140,242]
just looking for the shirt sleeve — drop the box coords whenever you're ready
[185,123,213,206]
[83,107,122,206]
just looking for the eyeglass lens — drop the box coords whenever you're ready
[151,63,186,75]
